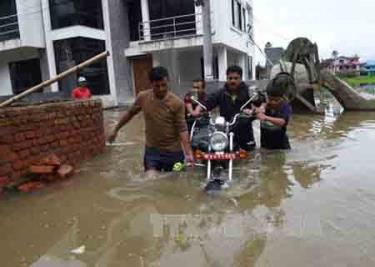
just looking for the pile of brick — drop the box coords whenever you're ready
[16,154,74,193]
[0,100,105,194]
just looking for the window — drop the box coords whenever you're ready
[237,2,242,30]
[54,38,110,95]
[232,0,245,31]
[9,59,42,94]
[231,0,235,26]
[242,8,246,32]
[0,0,19,41]
[49,0,104,30]
[128,0,142,41]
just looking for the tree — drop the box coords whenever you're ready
[332,50,339,59]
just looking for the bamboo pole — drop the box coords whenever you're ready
[0,51,110,108]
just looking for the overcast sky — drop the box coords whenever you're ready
[253,0,375,64]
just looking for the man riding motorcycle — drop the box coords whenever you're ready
[194,65,262,151]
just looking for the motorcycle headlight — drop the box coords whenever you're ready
[210,132,228,152]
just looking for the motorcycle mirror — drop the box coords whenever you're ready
[240,93,258,111]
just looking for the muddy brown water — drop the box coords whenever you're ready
[1,109,375,267]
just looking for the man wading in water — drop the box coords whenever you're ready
[108,66,194,172]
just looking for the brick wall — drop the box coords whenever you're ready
[0,100,105,189]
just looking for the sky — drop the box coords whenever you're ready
[253,0,375,64]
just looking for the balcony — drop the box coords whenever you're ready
[138,13,202,42]
[0,14,20,42]
[125,13,208,56]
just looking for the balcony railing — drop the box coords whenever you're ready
[139,13,201,41]
[0,13,20,42]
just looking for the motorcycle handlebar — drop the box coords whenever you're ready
[190,97,208,111]
[228,111,256,127]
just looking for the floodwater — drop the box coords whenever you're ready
[1,107,375,267]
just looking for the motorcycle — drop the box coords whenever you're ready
[189,92,265,192]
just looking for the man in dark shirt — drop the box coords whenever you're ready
[196,65,256,151]
[108,66,194,172]
[257,73,293,149]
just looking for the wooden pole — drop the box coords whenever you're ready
[0,51,110,108]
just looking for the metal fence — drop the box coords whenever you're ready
[0,13,20,42]
[138,13,200,41]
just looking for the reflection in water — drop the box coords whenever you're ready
[1,110,375,266]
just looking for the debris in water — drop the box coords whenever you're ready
[230,198,239,207]
[57,165,74,179]
[70,245,86,255]
[106,142,136,147]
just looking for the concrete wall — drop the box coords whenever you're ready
[105,0,134,105]
[0,0,45,52]
[0,64,12,95]
[0,100,105,187]
[16,0,45,48]
[212,0,253,54]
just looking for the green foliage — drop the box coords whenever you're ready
[342,75,375,87]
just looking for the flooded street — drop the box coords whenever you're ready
[1,109,375,267]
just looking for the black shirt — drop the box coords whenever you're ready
[204,82,251,121]
[260,102,292,150]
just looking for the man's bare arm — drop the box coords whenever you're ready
[179,131,194,164]
[108,105,141,143]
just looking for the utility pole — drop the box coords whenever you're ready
[201,0,214,81]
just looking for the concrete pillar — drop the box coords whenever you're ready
[218,46,228,82]
[102,0,118,106]
[202,0,213,81]
[39,49,51,92]
[141,0,151,41]
[239,53,246,79]
[41,0,58,92]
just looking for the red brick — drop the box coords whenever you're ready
[11,171,22,180]
[30,147,41,155]
[0,145,11,158]
[18,181,45,193]
[30,165,55,174]
[51,141,60,149]
[8,152,18,161]
[0,135,13,144]
[59,140,69,147]
[24,131,36,139]
[38,154,62,167]
[0,176,11,187]
[12,160,24,171]
[18,149,30,159]
[0,163,12,176]
[59,155,68,163]
[48,112,57,119]
[40,145,49,152]
[13,141,32,151]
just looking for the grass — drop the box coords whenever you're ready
[342,75,375,87]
